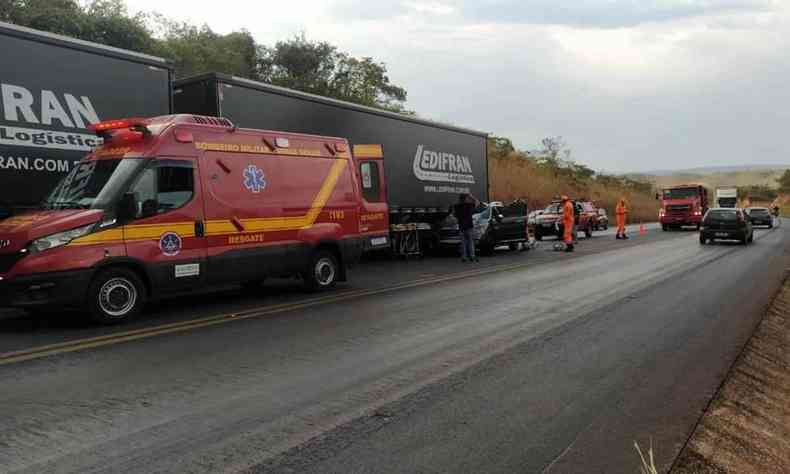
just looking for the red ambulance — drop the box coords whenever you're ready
[0,115,389,323]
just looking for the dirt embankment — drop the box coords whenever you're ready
[672,275,790,473]
[489,155,658,222]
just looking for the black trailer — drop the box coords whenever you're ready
[173,73,488,223]
[0,21,173,213]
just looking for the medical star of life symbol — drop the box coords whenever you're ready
[159,232,182,257]
[243,164,266,193]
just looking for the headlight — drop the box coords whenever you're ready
[29,224,95,253]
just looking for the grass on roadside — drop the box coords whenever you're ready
[489,153,659,222]
[634,440,658,474]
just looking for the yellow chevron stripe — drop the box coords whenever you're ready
[123,222,195,240]
[69,158,348,245]
[206,158,347,235]
[70,228,124,246]
[353,144,383,158]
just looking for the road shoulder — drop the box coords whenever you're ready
[673,274,790,473]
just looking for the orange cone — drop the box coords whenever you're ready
[639,222,646,236]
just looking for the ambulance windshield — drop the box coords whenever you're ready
[43,159,145,210]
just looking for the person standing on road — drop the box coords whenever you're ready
[562,195,575,252]
[454,193,479,262]
[615,198,629,240]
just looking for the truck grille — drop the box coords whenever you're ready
[667,204,690,213]
[0,252,24,274]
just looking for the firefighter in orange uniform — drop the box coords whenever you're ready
[615,198,629,239]
[562,195,575,252]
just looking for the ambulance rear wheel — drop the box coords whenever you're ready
[303,250,339,291]
[87,268,146,324]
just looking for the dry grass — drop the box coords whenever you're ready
[489,154,659,222]
[635,441,659,474]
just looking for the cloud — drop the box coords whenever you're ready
[332,0,778,28]
[460,0,777,28]
[131,0,790,171]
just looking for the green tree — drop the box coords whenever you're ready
[3,3,408,112]
[1,0,85,37]
[258,34,408,112]
[151,17,257,78]
[80,1,154,53]
[2,0,154,53]
[488,136,516,159]
[777,169,790,193]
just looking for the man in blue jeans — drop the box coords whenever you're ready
[454,193,479,262]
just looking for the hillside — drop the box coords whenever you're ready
[489,152,658,223]
[634,168,786,191]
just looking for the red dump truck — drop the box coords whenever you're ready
[659,184,709,230]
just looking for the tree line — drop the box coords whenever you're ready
[0,0,409,112]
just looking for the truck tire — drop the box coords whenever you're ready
[662,224,668,231]
[699,234,707,245]
[87,267,146,324]
[303,250,339,291]
[509,243,519,251]
[535,231,543,241]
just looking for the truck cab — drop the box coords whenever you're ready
[659,184,709,230]
[715,186,738,208]
[0,115,367,323]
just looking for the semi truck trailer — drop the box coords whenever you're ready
[0,21,173,216]
[173,73,489,253]
[715,186,738,208]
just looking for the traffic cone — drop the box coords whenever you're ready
[639,222,646,236]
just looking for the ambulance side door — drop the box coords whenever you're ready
[357,159,389,249]
[122,157,207,293]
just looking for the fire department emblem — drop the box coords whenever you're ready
[243,164,266,193]
[159,232,182,257]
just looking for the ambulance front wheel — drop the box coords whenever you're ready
[87,268,147,324]
[303,250,339,291]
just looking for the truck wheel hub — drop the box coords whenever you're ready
[99,278,137,317]
[315,258,335,286]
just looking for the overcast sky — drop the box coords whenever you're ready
[131,0,790,172]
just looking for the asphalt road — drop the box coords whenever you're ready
[0,222,785,473]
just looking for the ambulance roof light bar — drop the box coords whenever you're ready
[88,118,147,132]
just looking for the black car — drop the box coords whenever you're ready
[745,207,773,228]
[699,208,754,245]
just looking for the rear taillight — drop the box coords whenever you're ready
[659,209,665,217]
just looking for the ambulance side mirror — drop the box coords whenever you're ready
[141,199,159,218]
[117,193,137,221]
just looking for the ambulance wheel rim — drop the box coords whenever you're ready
[314,257,336,286]
[99,277,137,317]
